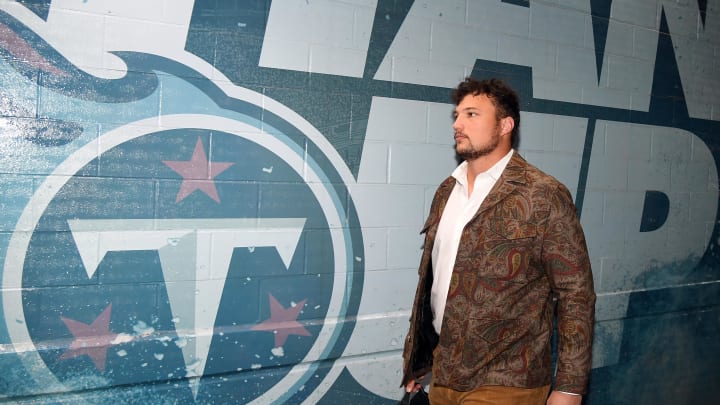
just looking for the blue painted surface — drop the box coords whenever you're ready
[0,1,718,404]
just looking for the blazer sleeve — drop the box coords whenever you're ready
[542,184,596,395]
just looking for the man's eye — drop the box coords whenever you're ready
[468,112,477,117]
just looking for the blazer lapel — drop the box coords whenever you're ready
[474,152,528,217]
[421,177,456,234]
[436,178,456,215]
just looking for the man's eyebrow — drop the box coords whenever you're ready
[452,107,479,116]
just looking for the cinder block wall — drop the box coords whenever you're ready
[0,1,718,403]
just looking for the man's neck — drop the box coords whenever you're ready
[465,146,512,191]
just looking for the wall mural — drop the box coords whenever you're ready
[0,0,718,404]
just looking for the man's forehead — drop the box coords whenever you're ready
[455,93,493,110]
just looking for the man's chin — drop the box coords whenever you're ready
[456,146,475,158]
[457,148,495,161]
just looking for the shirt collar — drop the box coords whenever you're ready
[452,149,514,187]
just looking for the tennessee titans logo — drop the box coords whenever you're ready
[1,29,364,401]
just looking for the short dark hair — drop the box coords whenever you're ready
[451,77,520,148]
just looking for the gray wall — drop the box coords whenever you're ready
[0,0,718,403]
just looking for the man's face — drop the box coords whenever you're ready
[452,93,502,161]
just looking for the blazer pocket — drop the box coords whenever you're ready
[471,317,522,344]
[498,221,537,240]
[484,218,538,241]
[460,317,522,368]
[479,222,538,283]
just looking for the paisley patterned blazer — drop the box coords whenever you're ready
[401,152,596,394]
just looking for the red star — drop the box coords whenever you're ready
[162,137,234,203]
[252,294,311,347]
[59,304,117,372]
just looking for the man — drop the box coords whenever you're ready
[401,77,595,405]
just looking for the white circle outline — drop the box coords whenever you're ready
[2,114,358,402]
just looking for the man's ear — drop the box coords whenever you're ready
[500,116,515,137]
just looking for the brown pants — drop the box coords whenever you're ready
[428,383,551,405]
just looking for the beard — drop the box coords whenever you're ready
[455,129,500,161]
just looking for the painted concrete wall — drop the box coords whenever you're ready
[0,0,718,403]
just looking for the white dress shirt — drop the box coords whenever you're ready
[430,149,513,334]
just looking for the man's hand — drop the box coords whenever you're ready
[405,376,424,393]
[546,391,582,405]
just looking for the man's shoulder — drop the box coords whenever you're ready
[512,153,567,192]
